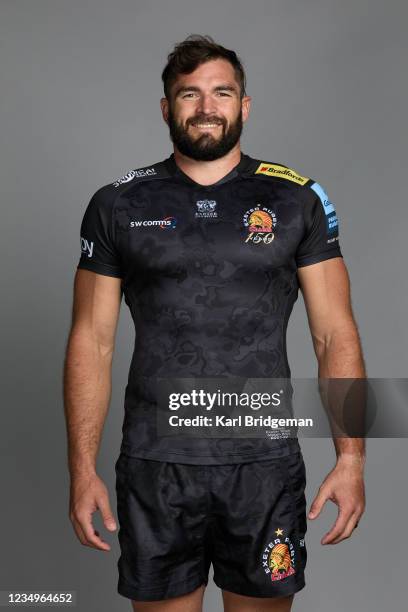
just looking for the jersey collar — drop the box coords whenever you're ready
[164,151,254,189]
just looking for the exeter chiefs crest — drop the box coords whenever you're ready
[262,529,296,582]
[243,205,276,244]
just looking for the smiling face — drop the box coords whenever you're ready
[161,58,251,161]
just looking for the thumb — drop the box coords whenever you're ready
[308,487,327,519]
[97,494,117,531]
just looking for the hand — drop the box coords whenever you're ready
[307,456,365,545]
[69,472,117,551]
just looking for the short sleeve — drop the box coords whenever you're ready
[295,181,343,268]
[77,187,123,278]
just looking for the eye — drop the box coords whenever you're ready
[217,92,231,97]
[182,93,197,99]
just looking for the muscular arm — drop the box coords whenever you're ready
[64,269,122,475]
[63,269,122,550]
[298,257,366,544]
[298,256,366,461]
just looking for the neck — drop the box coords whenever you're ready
[173,144,242,186]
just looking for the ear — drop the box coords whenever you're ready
[160,97,169,124]
[241,95,252,123]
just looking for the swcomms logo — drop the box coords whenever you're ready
[80,236,94,258]
[129,216,177,229]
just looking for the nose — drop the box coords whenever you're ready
[196,93,217,115]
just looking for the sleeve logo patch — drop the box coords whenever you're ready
[255,163,309,185]
[80,236,94,258]
[310,181,339,235]
[112,167,157,188]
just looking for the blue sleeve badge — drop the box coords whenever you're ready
[310,181,339,235]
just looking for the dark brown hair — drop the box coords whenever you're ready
[161,34,247,100]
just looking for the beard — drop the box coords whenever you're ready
[167,105,243,161]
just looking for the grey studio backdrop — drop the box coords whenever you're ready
[1,0,407,610]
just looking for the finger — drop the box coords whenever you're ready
[72,518,106,550]
[330,506,364,544]
[76,511,111,551]
[96,493,117,531]
[71,518,88,546]
[308,487,329,519]
[330,513,361,544]
[322,506,354,545]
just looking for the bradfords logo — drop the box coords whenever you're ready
[262,528,296,582]
[80,236,93,258]
[243,205,277,244]
[195,199,218,218]
[255,163,309,186]
[112,167,157,187]
[129,216,177,229]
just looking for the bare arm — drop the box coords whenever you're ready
[298,257,366,544]
[64,269,122,550]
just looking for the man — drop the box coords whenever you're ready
[64,35,366,612]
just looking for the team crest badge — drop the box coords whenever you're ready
[195,199,218,218]
[262,529,296,582]
[243,205,277,244]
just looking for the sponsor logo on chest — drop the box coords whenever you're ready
[129,216,177,229]
[195,199,218,219]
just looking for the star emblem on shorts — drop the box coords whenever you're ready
[275,528,284,536]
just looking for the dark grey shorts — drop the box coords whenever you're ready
[115,452,307,602]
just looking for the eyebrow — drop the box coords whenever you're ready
[174,84,238,97]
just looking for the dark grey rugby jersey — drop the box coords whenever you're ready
[77,152,342,464]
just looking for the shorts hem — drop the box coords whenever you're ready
[213,576,306,599]
[118,574,208,602]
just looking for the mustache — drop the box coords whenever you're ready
[187,117,225,126]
